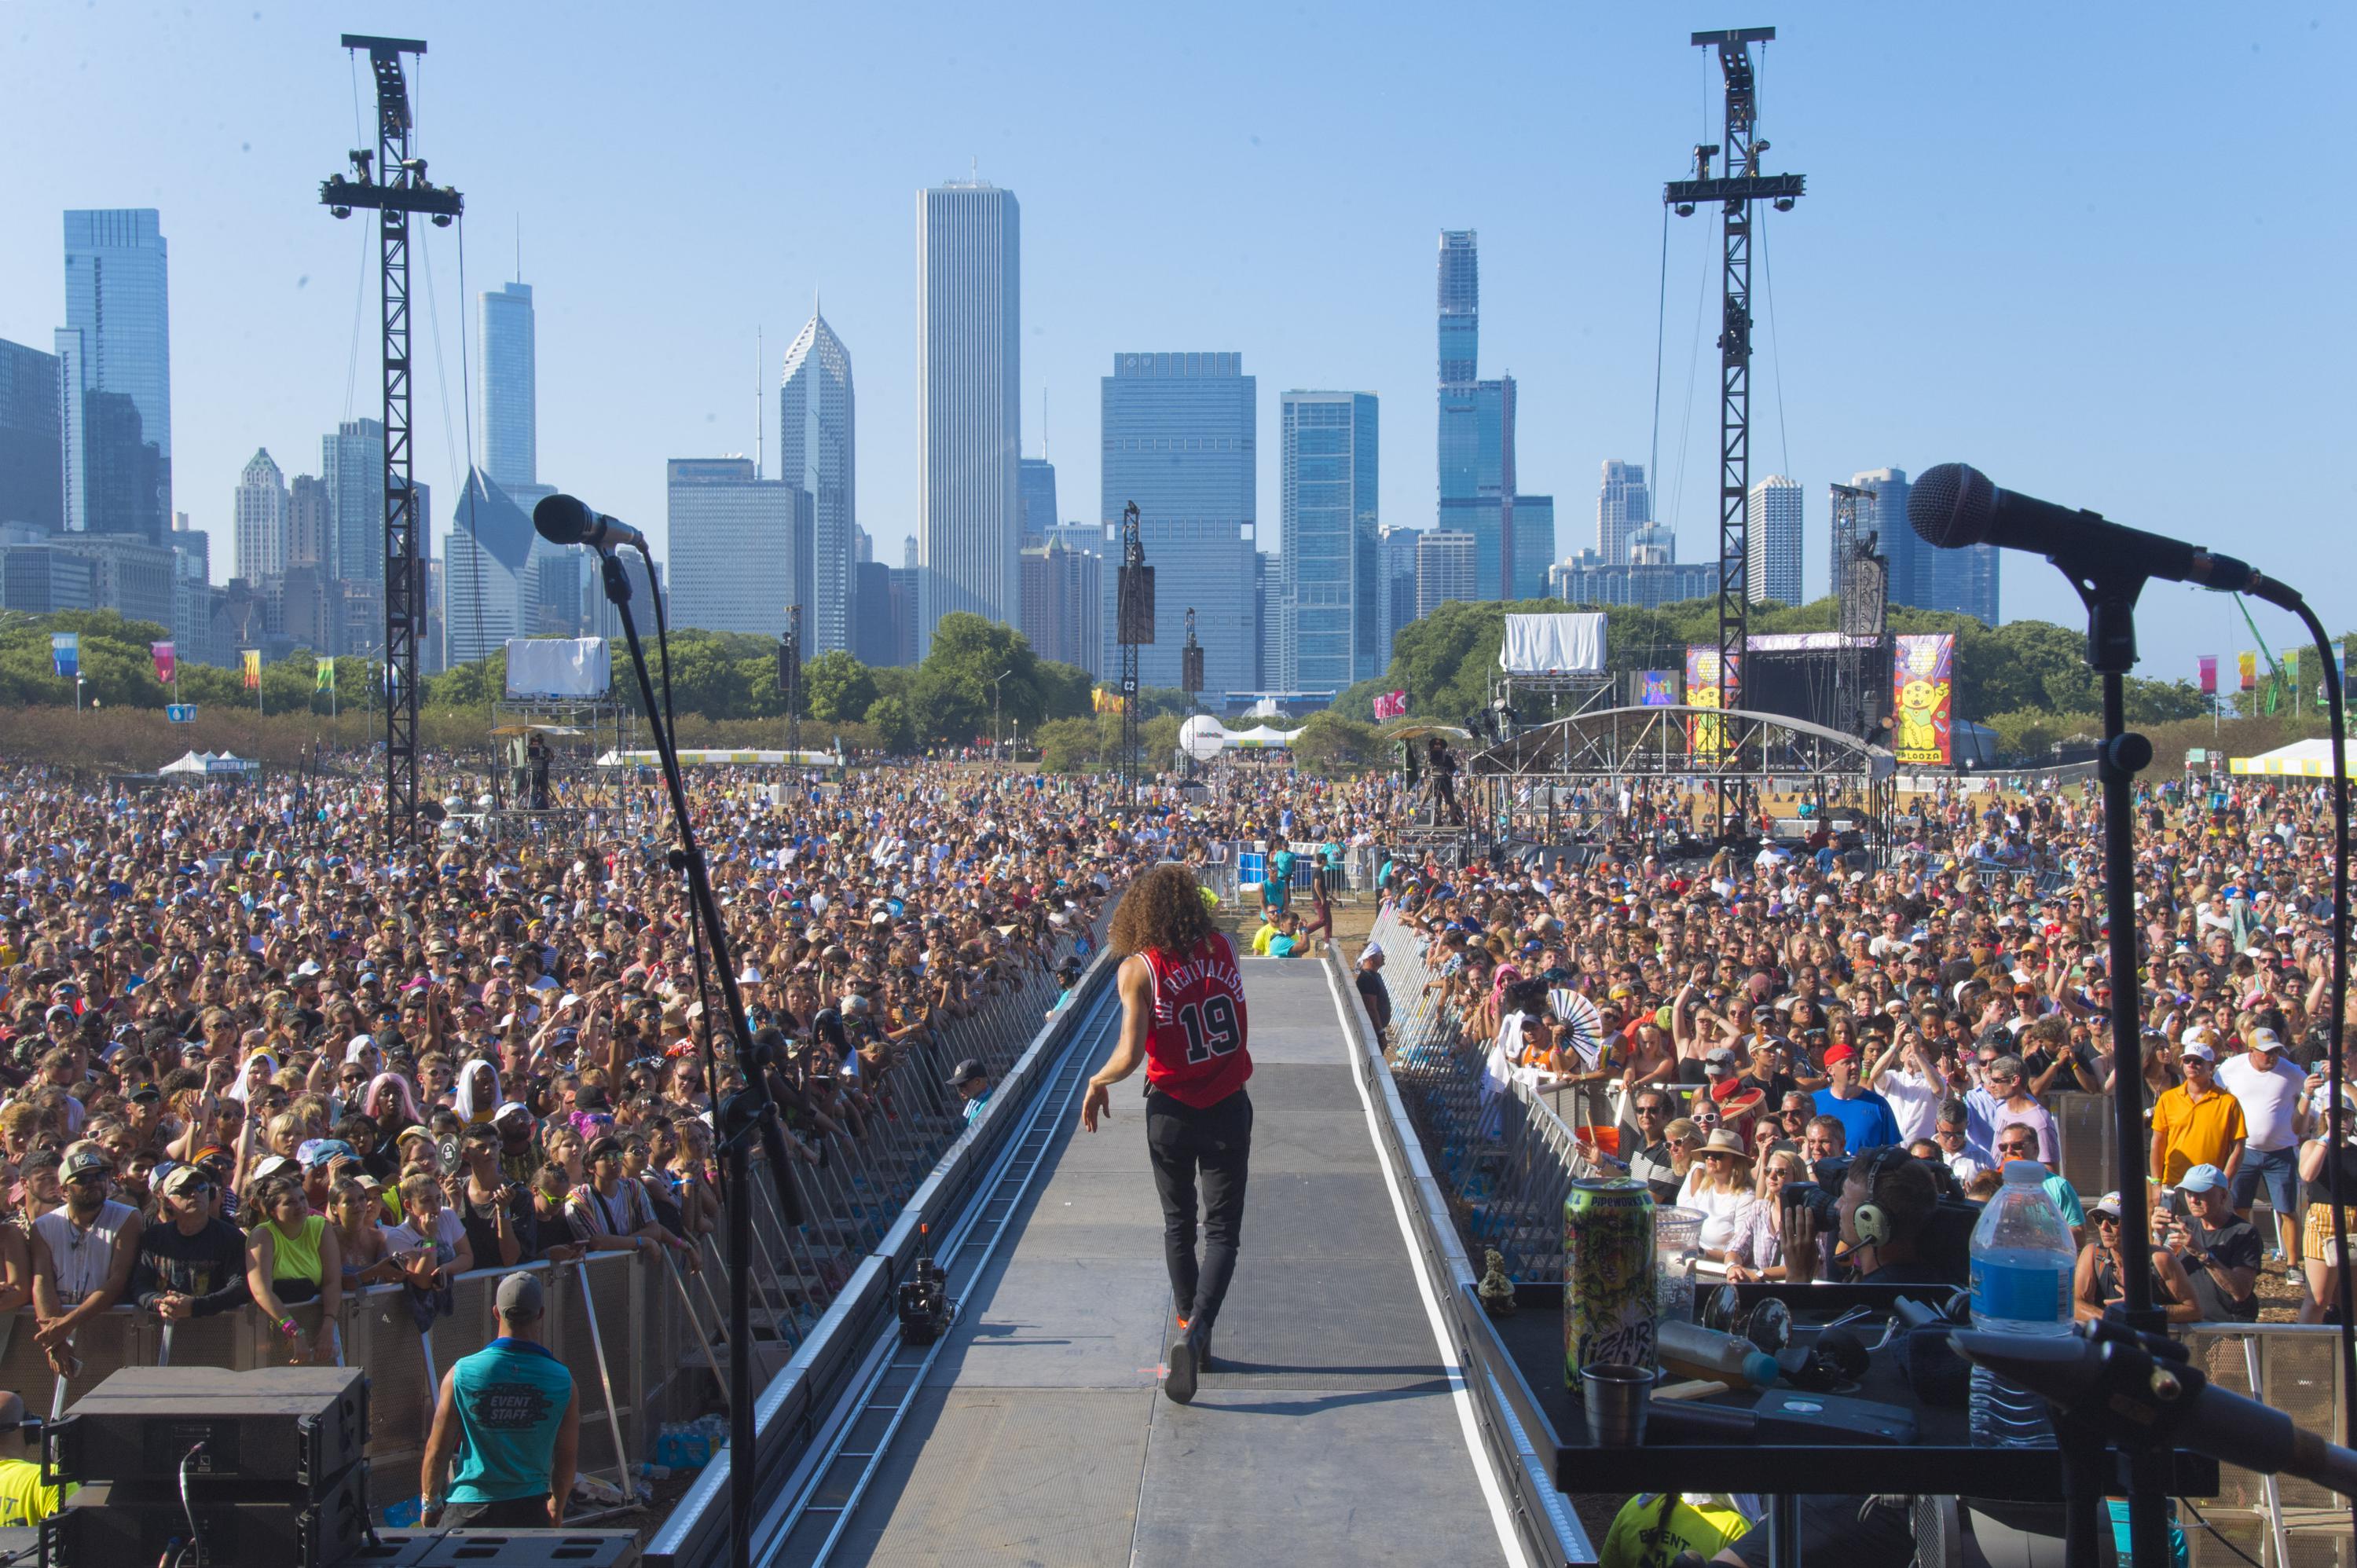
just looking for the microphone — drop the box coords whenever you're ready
[533,493,647,554]
[1908,463,2297,610]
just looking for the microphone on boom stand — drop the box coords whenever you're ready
[533,492,805,1568]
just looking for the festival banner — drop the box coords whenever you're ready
[2197,655,2216,697]
[1372,690,1408,720]
[50,632,78,679]
[2238,651,2257,692]
[315,657,336,694]
[1638,670,1677,707]
[151,641,175,685]
[1892,632,1956,766]
[1682,647,1737,758]
[241,649,262,691]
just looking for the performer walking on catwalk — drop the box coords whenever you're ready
[1080,863,1253,1404]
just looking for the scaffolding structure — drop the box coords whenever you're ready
[1664,27,1805,833]
[319,35,464,841]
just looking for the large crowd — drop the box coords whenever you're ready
[1384,768,2357,1327]
[0,757,1395,1411]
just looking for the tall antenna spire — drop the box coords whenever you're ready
[756,325,764,480]
[1043,383,1050,460]
[515,215,521,282]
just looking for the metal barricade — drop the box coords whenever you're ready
[2179,1324,2352,1566]
[1367,903,1601,1282]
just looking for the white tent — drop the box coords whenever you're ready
[159,750,258,777]
[1178,716,1298,760]
[2229,737,2357,779]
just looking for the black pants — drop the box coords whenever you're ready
[1146,1087,1252,1335]
[444,1494,552,1528]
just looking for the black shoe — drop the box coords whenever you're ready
[1164,1330,1199,1404]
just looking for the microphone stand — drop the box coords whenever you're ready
[597,548,805,1568]
[2061,558,2175,1567]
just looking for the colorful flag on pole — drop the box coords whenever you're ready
[1892,633,1956,766]
[2197,655,2216,696]
[241,649,262,691]
[50,632,79,679]
[315,657,335,694]
[1091,687,1125,715]
[2238,651,2257,691]
[1372,690,1408,720]
[151,640,175,684]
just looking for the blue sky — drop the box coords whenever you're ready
[4,2,2347,681]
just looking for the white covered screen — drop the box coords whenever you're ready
[1497,613,1605,675]
[504,637,612,699]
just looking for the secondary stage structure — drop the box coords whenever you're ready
[1463,704,1897,866]
[320,35,464,841]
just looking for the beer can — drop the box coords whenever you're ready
[1564,1178,1657,1389]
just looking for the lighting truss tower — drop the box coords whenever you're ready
[1115,501,1153,795]
[1180,608,1204,705]
[1666,26,1803,830]
[1831,483,1890,741]
[320,35,463,839]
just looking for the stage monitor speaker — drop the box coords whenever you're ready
[41,1459,368,1568]
[48,1365,368,1493]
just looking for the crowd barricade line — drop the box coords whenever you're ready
[2167,1325,2347,1565]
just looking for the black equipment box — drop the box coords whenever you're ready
[39,1459,368,1567]
[46,1365,368,1492]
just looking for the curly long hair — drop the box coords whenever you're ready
[1109,864,1218,958]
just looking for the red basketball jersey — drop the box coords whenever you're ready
[1139,932,1252,1108]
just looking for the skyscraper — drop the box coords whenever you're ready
[667,458,801,636]
[1017,456,1058,542]
[1745,475,1802,606]
[288,474,330,571]
[779,308,855,654]
[1019,534,1102,675]
[444,469,566,665]
[1281,390,1380,691]
[0,339,63,533]
[1417,530,1476,617]
[324,419,385,584]
[915,181,1020,654]
[1596,460,1651,566]
[234,449,288,584]
[1437,231,1478,385]
[478,281,537,491]
[1099,352,1256,701]
[1435,231,1551,599]
[1377,523,1421,672]
[62,211,170,542]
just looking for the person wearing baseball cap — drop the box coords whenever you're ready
[2219,1026,2306,1271]
[421,1271,578,1529]
[2164,1164,2262,1323]
[1810,1042,1901,1154]
[2150,1036,2247,1189]
[948,1059,991,1124]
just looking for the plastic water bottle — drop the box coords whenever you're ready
[1968,1160,2077,1447]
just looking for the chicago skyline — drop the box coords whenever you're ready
[779,306,856,654]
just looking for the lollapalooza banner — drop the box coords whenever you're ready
[1892,632,1956,766]
[1682,647,1738,758]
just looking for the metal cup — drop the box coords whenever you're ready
[1581,1361,1653,1447]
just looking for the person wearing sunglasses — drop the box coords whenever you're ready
[2073,1191,2199,1324]
[27,1145,139,1378]
[1993,1127,2087,1247]
[130,1163,249,1325]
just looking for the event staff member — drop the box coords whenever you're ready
[1080,863,1252,1405]
[421,1272,579,1528]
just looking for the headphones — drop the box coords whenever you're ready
[1850,1145,1926,1251]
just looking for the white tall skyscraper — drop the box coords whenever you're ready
[915,181,1020,656]
[779,308,855,655]
[1746,474,1803,606]
[233,449,288,584]
[1596,460,1651,566]
[479,282,537,491]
